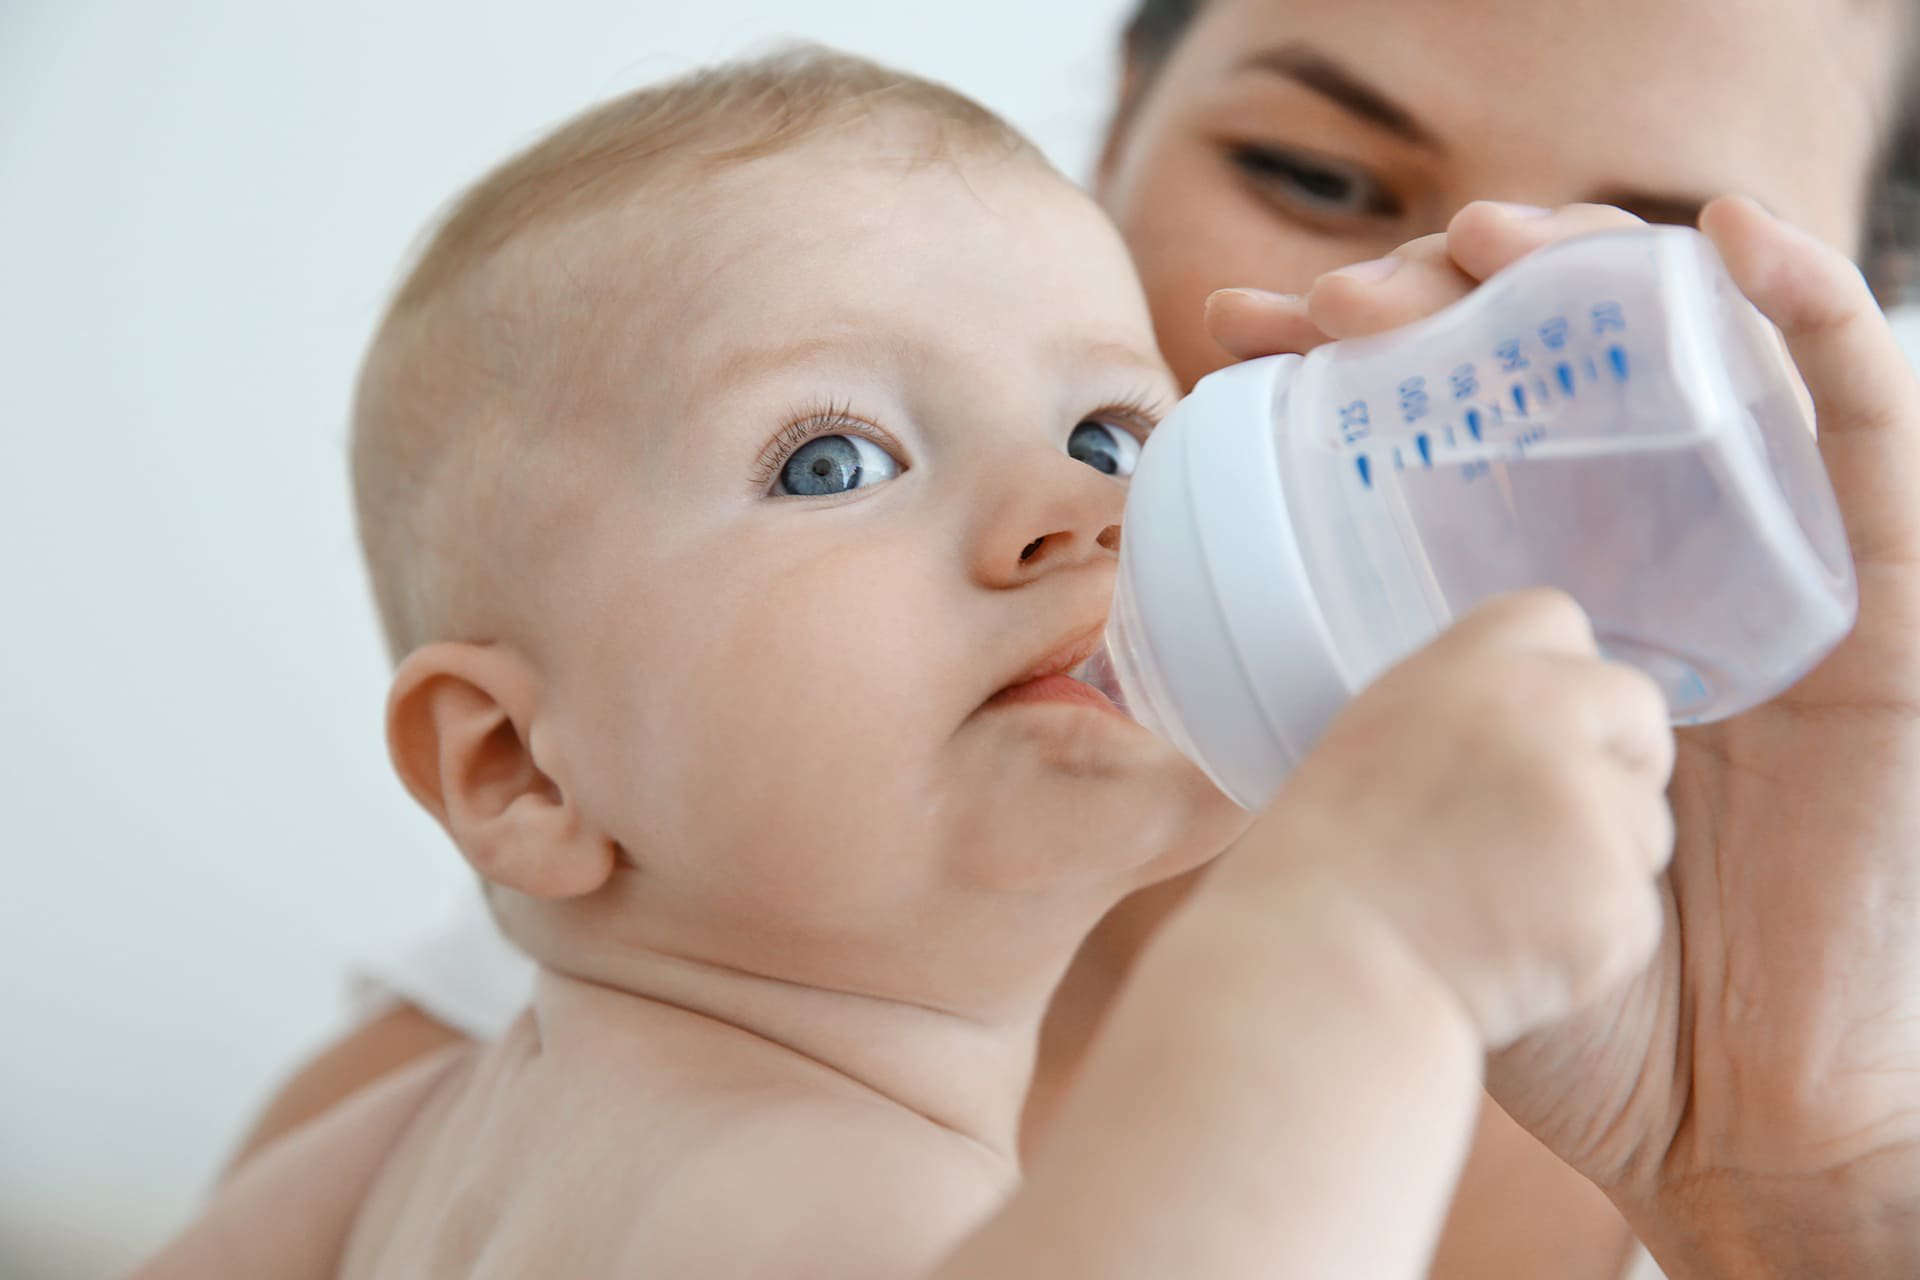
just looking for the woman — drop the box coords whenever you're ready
[235,2,1920,1274]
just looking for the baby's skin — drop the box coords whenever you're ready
[136,122,1672,1280]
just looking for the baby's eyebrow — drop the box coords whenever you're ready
[1054,337,1171,380]
[1068,338,1162,366]
[709,328,914,386]
[707,331,1166,393]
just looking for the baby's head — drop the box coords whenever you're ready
[352,47,1242,1011]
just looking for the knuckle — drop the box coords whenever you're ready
[1590,660,1668,726]
[1450,663,1548,746]
[1470,588,1594,654]
[1512,586,1592,637]
[1566,873,1658,979]
[1643,797,1678,872]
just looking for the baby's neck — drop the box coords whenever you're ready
[533,940,1060,1160]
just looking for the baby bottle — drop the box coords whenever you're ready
[1093,226,1858,809]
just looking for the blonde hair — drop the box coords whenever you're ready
[351,44,1043,662]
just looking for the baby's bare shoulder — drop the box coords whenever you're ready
[620,1093,1015,1280]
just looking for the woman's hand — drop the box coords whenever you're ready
[1208,198,1920,1278]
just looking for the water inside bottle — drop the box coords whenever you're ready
[1385,429,1811,721]
[1286,229,1854,723]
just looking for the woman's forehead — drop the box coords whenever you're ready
[1179,0,1903,243]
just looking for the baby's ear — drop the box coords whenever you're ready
[385,643,615,899]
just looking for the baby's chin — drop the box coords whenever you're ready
[931,737,1247,902]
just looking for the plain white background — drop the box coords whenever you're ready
[10,5,1920,1278]
[0,3,1132,1275]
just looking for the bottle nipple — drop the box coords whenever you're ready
[1070,644,1130,718]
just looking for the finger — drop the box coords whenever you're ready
[1305,232,1478,339]
[1700,194,1920,568]
[1202,288,1333,362]
[1440,588,1598,659]
[1637,798,1677,878]
[1446,201,1649,285]
[1564,657,1677,790]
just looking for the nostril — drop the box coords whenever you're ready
[1019,537,1045,562]
[1097,524,1121,553]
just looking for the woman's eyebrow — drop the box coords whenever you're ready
[1236,43,1444,153]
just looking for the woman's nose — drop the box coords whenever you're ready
[968,449,1125,589]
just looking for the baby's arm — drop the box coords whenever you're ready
[132,1043,467,1279]
[939,892,1482,1279]
[626,955,1467,1280]
[623,592,1673,1280]
[934,592,1673,1280]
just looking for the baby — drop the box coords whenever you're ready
[138,47,1673,1279]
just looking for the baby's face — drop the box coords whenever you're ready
[509,135,1241,997]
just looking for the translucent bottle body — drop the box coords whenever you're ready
[1104,228,1858,809]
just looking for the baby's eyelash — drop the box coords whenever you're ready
[1085,387,1176,438]
[748,400,898,492]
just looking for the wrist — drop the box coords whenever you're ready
[1202,812,1484,1052]
[1183,847,1485,1072]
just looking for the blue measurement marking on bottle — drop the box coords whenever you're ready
[1338,399,1372,443]
[1355,455,1372,488]
[1465,408,1483,440]
[1556,362,1576,396]
[1584,356,1600,383]
[1416,433,1432,466]
[1398,376,1430,424]
[1512,383,1529,415]
[1608,345,1630,381]
[1393,447,1406,471]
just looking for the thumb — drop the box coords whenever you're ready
[1700,194,1920,569]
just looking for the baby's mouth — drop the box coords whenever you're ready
[983,625,1130,718]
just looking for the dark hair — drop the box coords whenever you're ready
[1120,0,1920,305]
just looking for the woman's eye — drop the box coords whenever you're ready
[1228,144,1399,220]
[773,433,900,497]
[1067,421,1141,477]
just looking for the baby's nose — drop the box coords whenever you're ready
[1014,523,1121,571]
[1025,524,1121,557]
[968,444,1128,588]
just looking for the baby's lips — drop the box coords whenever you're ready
[987,623,1109,703]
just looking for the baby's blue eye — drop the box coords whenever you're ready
[1067,421,1141,477]
[775,434,900,497]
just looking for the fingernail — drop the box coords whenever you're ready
[1486,201,1554,218]
[1210,287,1304,306]
[1328,256,1402,283]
